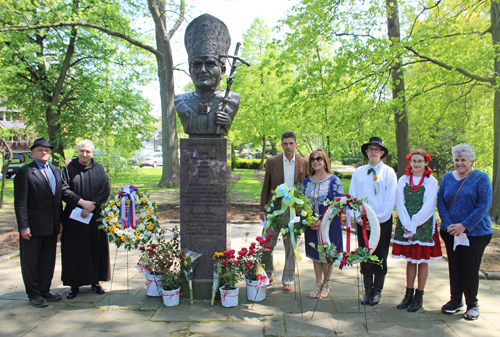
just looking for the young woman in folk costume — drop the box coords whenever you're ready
[392,149,442,312]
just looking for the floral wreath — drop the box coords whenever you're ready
[99,184,160,250]
[264,183,317,261]
[309,194,381,269]
[405,154,433,177]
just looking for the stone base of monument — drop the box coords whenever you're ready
[181,279,220,301]
[179,138,231,301]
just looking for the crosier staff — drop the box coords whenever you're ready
[216,42,251,135]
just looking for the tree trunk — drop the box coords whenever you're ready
[490,1,500,223]
[259,134,266,169]
[271,141,277,156]
[386,0,410,178]
[45,105,65,166]
[157,48,179,187]
[148,0,180,187]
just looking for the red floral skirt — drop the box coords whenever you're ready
[392,224,443,264]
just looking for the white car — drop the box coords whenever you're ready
[141,152,163,167]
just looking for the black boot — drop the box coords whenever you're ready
[369,275,385,305]
[360,275,373,305]
[407,289,424,312]
[397,287,414,309]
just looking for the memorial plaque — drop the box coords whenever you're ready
[180,138,231,291]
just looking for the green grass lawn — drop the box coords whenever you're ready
[231,169,262,201]
[1,178,14,204]
[113,167,167,189]
[111,167,180,198]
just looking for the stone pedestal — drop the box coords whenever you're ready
[179,138,231,300]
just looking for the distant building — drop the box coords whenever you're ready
[140,126,162,154]
[0,104,30,151]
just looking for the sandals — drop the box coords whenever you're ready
[310,283,322,298]
[318,283,331,299]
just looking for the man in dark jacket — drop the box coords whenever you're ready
[61,139,110,299]
[14,138,63,307]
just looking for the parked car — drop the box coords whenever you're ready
[129,154,142,166]
[4,151,34,178]
[141,152,163,167]
[238,153,253,159]
[93,149,126,162]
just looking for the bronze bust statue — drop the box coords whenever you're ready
[175,14,240,138]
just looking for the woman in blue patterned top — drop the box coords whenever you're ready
[303,149,344,300]
[437,143,492,321]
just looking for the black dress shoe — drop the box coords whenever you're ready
[43,292,62,301]
[30,296,49,307]
[368,289,382,305]
[361,288,372,305]
[67,287,79,299]
[91,284,105,295]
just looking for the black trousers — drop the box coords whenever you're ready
[357,217,393,279]
[440,230,491,307]
[20,233,58,299]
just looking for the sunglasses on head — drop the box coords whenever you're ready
[310,156,324,163]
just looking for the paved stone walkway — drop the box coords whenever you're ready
[1,222,499,336]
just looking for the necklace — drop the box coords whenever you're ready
[409,173,425,192]
[457,168,473,179]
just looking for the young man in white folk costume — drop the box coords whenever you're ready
[349,137,397,305]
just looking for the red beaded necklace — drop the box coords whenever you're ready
[409,173,425,192]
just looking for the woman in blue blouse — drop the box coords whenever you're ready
[303,149,344,299]
[437,143,492,321]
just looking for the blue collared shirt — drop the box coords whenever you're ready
[34,159,56,187]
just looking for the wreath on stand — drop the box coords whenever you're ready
[99,184,160,250]
[309,194,382,269]
[263,183,318,261]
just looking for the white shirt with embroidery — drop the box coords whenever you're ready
[396,174,438,237]
[349,161,397,223]
[283,152,296,189]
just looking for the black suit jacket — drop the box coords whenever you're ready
[14,161,63,236]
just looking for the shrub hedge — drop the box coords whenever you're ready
[233,158,263,169]
[231,155,263,169]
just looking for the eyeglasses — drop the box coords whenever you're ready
[367,148,381,153]
[310,157,324,163]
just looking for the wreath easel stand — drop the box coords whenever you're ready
[309,197,381,327]
[100,185,162,310]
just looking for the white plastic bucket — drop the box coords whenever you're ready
[162,287,180,306]
[220,286,239,307]
[246,279,267,302]
[145,273,163,297]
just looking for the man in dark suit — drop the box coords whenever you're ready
[259,131,309,293]
[14,138,63,307]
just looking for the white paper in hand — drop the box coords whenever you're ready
[453,233,470,251]
[70,207,93,224]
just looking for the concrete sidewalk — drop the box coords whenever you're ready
[1,222,499,336]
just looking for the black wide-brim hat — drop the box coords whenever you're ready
[361,137,389,158]
[30,137,55,150]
